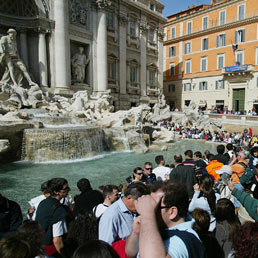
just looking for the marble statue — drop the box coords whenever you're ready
[0,29,37,87]
[71,47,90,83]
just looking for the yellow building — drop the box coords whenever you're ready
[164,0,258,113]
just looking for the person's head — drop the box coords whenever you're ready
[133,167,143,181]
[7,28,17,40]
[217,144,225,154]
[226,143,233,151]
[203,150,210,160]
[72,240,119,258]
[40,181,50,196]
[77,178,92,192]
[78,47,84,53]
[237,151,245,161]
[192,208,210,235]
[154,181,189,228]
[174,154,183,164]
[232,222,258,258]
[123,182,148,212]
[47,178,70,199]
[17,221,45,257]
[102,185,119,204]
[0,236,31,258]
[143,162,153,176]
[207,153,215,162]
[155,155,165,166]
[216,165,232,185]
[184,150,193,159]
[193,151,202,160]
[251,147,258,157]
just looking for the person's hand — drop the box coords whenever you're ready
[227,178,234,191]
[28,207,35,217]
[135,194,162,219]
[194,184,200,191]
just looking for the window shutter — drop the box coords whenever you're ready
[199,82,202,90]
[222,80,225,89]
[184,83,186,91]
[235,31,238,44]
[169,47,172,57]
[224,34,226,46]
[205,82,208,90]
[174,46,176,56]
[216,81,218,89]
[242,29,245,42]
[184,43,187,54]
[216,36,219,47]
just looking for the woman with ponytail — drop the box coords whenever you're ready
[189,174,220,232]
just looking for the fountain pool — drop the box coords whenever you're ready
[0,140,218,215]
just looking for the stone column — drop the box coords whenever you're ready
[53,0,71,93]
[19,30,29,68]
[38,31,48,87]
[94,0,111,94]
[157,30,164,93]
[139,23,148,101]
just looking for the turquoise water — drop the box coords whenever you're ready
[0,140,217,215]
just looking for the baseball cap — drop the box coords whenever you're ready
[216,165,232,175]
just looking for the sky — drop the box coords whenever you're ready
[160,0,211,18]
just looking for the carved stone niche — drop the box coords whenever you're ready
[70,41,91,91]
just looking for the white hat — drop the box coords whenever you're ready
[216,165,232,175]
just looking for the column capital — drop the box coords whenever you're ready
[95,0,111,9]
[139,23,149,34]
[118,14,128,27]
[157,30,165,41]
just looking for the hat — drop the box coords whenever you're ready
[216,165,232,175]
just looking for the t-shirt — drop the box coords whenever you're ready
[93,203,109,219]
[153,166,171,181]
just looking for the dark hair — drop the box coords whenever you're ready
[102,185,118,199]
[194,151,202,158]
[133,167,142,173]
[0,236,31,258]
[192,208,210,234]
[184,149,193,158]
[217,145,225,154]
[72,240,120,258]
[174,154,183,163]
[199,175,216,214]
[226,143,233,151]
[232,222,258,258]
[17,221,44,258]
[124,182,148,199]
[204,150,210,157]
[215,198,241,240]
[207,153,215,161]
[47,178,68,196]
[155,155,164,165]
[162,181,189,218]
[40,181,49,193]
[144,162,152,167]
[77,178,92,192]
[250,147,258,156]
[149,181,165,193]
[62,211,98,258]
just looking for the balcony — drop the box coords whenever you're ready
[127,82,140,95]
[147,85,159,96]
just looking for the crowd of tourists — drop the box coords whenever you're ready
[1,143,258,258]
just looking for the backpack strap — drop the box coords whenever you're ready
[161,229,206,258]
[238,162,247,169]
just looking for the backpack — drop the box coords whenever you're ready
[238,162,255,186]
[162,229,207,258]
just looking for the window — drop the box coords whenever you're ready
[235,29,245,43]
[185,59,191,74]
[256,48,258,65]
[107,11,115,30]
[171,27,176,39]
[169,46,176,57]
[184,83,192,91]
[219,10,226,25]
[150,4,155,11]
[238,4,245,20]
[202,38,208,50]
[216,80,225,89]
[184,42,191,54]
[129,20,137,37]
[203,16,208,30]
[168,84,175,92]
[216,34,226,47]
[217,54,225,69]
[149,70,156,86]
[187,21,192,34]
[199,81,208,90]
[130,66,137,82]
[236,51,244,65]
[201,57,207,72]
[108,62,116,80]
[169,62,175,76]
[148,28,155,42]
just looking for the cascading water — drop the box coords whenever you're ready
[110,129,130,150]
[22,126,104,162]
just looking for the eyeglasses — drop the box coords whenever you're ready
[145,168,152,170]
[136,173,143,176]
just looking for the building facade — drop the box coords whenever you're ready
[0,0,165,110]
[164,0,258,113]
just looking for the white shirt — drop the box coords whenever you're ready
[93,203,109,219]
[153,166,171,181]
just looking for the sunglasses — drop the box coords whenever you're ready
[136,173,143,175]
[145,168,152,170]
